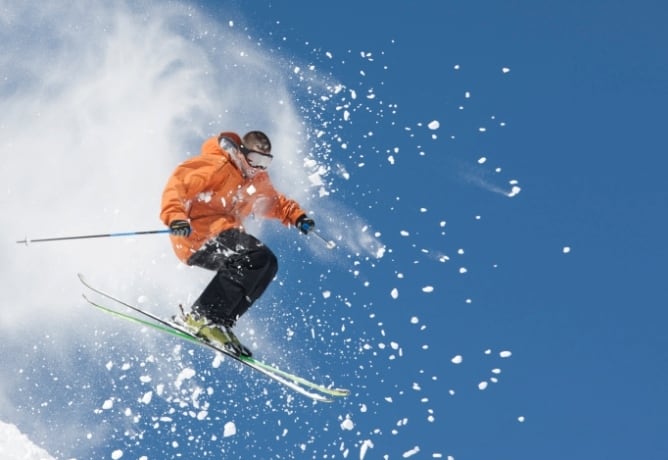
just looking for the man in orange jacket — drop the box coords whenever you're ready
[160,130,315,356]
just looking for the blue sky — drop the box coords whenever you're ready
[1,0,667,459]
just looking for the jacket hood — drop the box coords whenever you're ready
[201,132,242,156]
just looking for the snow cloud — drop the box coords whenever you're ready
[0,1,306,329]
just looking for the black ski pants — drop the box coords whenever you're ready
[187,228,278,326]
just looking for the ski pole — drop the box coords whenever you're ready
[312,230,336,249]
[16,229,171,246]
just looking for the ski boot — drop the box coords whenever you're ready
[182,313,252,357]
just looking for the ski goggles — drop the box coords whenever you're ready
[240,144,273,169]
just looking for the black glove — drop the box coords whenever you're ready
[170,219,191,237]
[296,215,315,235]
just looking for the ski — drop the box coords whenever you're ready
[78,274,349,402]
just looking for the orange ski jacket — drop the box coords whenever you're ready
[160,132,306,263]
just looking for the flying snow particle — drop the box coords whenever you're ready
[197,191,212,203]
[140,391,152,405]
[478,381,489,390]
[223,422,237,438]
[360,439,374,459]
[402,446,421,458]
[451,355,463,364]
[175,368,196,388]
[322,290,331,299]
[562,246,571,254]
[502,67,511,73]
[518,416,526,423]
[410,316,419,324]
[111,450,123,460]
[508,185,522,198]
[427,120,440,130]
[391,288,399,299]
[478,157,487,164]
[500,350,512,358]
[422,286,434,293]
[340,416,354,431]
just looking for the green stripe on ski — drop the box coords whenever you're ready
[90,297,348,397]
[244,358,350,397]
[84,296,335,402]
[84,295,195,342]
[79,276,349,401]
[90,295,350,396]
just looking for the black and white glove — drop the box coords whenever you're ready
[296,215,315,235]
[169,219,191,237]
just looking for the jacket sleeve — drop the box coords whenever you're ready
[160,158,212,226]
[273,193,307,226]
[252,173,306,226]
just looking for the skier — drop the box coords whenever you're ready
[160,130,315,356]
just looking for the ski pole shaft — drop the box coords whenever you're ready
[312,230,336,249]
[16,229,171,245]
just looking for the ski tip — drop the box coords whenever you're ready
[333,388,351,396]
